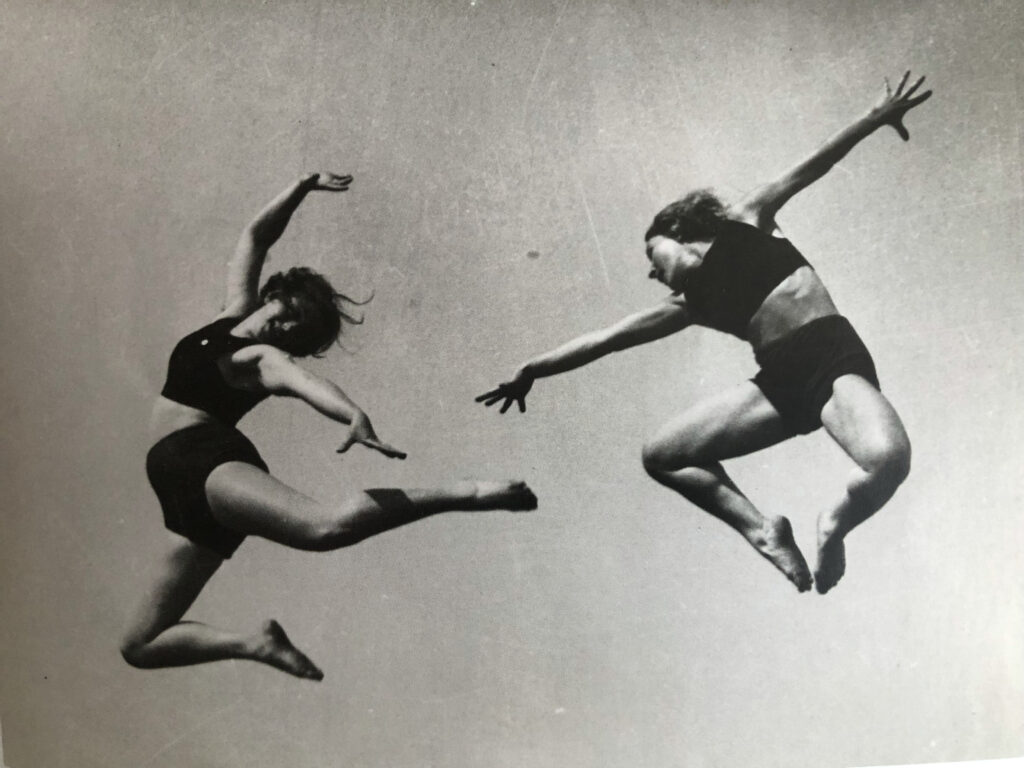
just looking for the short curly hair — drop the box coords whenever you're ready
[258,267,367,357]
[644,189,727,244]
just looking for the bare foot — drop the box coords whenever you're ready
[467,480,538,512]
[749,516,813,592]
[253,620,323,681]
[814,530,846,595]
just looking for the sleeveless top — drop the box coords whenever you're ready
[680,220,811,340]
[160,317,268,426]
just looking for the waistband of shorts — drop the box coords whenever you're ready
[754,314,853,364]
[149,420,247,450]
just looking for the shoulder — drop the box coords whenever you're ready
[663,292,689,309]
[228,343,289,367]
[219,295,261,320]
[724,201,783,236]
[210,309,248,326]
[220,344,299,395]
[655,293,694,325]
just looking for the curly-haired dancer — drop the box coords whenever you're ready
[122,173,536,680]
[480,73,931,594]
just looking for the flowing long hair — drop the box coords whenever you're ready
[258,267,370,357]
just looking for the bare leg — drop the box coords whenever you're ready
[642,381,813,592]
[120,533,322,679]
[815,375,911,594]
[121,472,534,678]
[204,465,536,552]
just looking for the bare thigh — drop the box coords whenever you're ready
[820,375,911,470]
[205,462,334,550]
[644,380,794,470]
[122,532,224,645]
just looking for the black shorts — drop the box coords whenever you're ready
[752,315,880,435]
[145,422,267,558]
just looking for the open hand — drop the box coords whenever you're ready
[305,172,353,192]
[870,71,932,141]
[337,414,407,459]
[476,370,534,414]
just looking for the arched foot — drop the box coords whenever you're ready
[751,516,813,593]
[467,480,538,512]
[254,620,324,681]
[814,534,847,595]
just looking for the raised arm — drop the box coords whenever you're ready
[477,295,692,413]
[222,172,353,317]
[733,71,932,230]
[226,345,406,459]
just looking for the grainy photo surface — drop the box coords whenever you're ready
[0,2,1021,767]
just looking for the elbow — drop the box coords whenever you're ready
[244,224,272,249]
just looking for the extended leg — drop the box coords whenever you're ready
[205,465,537,552]
[815,375,911,594]
[641,381,812,592]
[120,533,322,679]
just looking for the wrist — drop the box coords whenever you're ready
[860,110,885,131]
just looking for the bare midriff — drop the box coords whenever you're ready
[746,266,839,352]
[149,396,218,444]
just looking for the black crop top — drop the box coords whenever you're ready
[160,317,268,425]
[681,220,811,340]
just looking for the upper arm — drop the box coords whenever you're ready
[731,162,820,232]
[225,344,309,397]
[222,229,267,317]
[599,296,693,352]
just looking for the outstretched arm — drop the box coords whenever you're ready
[222,172,353,317]
[477,296,692,413]
[733,71,932,229]
[228,345,406,459]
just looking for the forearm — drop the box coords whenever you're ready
[799,111,883,181]
[245,175,317,248]
[521,332,610,379]
[291,375,366,425]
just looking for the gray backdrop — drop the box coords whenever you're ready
[1,1,1021,767]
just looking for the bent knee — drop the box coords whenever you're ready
[863,437,911,489]
[641,442,670,478]
[642,440,695,479]
[120,636,151,668]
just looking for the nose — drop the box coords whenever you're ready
[648,268,658,280]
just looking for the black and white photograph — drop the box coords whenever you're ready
[0,1,1021,766]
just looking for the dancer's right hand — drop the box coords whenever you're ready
[476,369,534,414]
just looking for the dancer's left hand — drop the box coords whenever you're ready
[869,71,932,141]
[304,172,354,192]
[337,414,407,459]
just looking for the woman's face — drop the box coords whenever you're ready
[645,236,688,291]
[257,300,299,348]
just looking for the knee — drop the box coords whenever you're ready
[119,636,150,669]
[642,439,692,481]
[641,441,669,480]
[861,436,912,493]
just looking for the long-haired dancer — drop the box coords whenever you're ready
[479,73,931,594]
[123,173,536,680]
